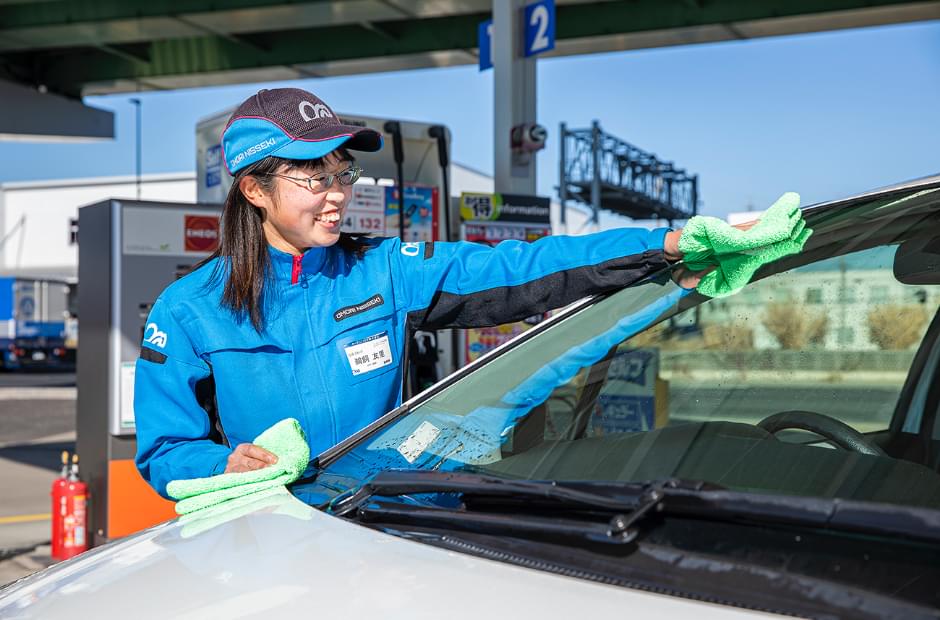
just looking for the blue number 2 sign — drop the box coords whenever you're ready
[479,0,555,70]
[524,0,555,57]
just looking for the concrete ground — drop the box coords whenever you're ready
[0,373,76,587]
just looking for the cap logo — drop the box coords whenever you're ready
[299,101,333,122]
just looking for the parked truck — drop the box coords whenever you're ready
[0,277,75,370]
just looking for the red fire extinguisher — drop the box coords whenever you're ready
[52,453,88,561]
[50,450,69,560]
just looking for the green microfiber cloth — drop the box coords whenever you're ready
[167,418,310,515]
[695,225,813,298]
[679,192,802,268]
[179,486,314,538]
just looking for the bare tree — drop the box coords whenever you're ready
[702,324,754,351]
[762,302,829,350]
[806,313,829,346]
[867,305,928,350]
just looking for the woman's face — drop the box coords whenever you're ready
[243,151,354,255]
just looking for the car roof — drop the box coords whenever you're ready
[805,174,940,214]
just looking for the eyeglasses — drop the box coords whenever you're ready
[265,165,362,191]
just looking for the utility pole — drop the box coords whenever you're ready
[129,98,142,200]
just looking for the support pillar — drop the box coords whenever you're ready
[493,0,537,195]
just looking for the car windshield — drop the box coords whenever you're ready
[296,184,940,514]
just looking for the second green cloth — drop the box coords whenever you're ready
[167,417,310,515]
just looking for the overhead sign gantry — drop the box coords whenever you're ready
[559,121,699,225]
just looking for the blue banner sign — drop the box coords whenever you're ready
[478,19,493,71]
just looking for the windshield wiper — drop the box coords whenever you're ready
[330,470,715,545]
[331,470,670,513]
[330,469,940,545]
[358,501,651,545]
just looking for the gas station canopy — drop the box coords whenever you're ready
[1,0,938,98]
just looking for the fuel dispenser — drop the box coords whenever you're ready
[76,199,221,545]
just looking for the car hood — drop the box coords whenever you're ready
[0,488,770,619]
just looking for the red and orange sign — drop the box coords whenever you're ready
[184,215,220,252]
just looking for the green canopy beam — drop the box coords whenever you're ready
[0,0,935,97]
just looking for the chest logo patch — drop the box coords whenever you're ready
[344,331,393,376]
[334,294,384,322]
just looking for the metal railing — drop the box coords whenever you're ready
[559,121,698,225]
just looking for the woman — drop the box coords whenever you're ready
[132,87,709,498]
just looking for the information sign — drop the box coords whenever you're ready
[460,192,552,364]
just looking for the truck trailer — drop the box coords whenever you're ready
[0,276,75,370]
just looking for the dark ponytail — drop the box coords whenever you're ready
[201,153,372,333]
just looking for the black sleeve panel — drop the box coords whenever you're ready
[411,249,668,330]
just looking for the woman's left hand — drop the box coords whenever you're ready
[224,443,278,473]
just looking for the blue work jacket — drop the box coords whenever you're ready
[134,229,670,497]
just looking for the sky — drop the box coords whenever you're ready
[1,19,938,219]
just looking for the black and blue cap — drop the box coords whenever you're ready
[221,87,383,175]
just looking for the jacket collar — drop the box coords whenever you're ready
[267,244,329,284]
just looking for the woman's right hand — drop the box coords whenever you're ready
[224,443,278,473]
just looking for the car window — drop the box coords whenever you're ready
[305,190,940,512]
[583,243,938,438]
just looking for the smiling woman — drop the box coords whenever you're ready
[215,149,371,332]
[242,153,362,253]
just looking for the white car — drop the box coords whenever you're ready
[3,177,940,619]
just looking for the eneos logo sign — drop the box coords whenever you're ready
[184,215,220,252]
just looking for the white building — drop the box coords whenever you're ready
[0,173,196,280]
[709,213,938,351]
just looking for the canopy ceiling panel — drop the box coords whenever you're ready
[0,0,936,98]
